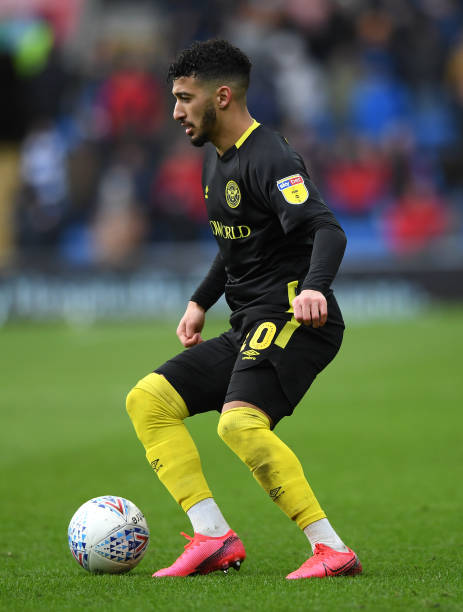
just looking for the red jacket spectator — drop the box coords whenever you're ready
[382,183,450,253]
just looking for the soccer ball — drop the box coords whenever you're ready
[68,495,150,573]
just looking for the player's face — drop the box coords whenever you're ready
[172,76,217,147]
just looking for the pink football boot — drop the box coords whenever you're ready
[286,543,362,579]
[153,530,246,577]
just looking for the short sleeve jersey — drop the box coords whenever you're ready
[202,120,343,332]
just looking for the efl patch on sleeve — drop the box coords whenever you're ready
[276,174,309,205]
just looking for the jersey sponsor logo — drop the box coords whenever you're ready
[276,174,309,205]
[225,180,241,208]
[209,219,251,240]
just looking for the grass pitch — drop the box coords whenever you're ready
[1,308,462,611]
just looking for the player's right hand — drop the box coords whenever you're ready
[176,301,206,347]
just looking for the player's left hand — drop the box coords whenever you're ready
[292,289,327,328]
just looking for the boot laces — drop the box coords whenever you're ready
[180,532,195,549]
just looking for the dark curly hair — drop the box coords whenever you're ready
[167,39,251,91]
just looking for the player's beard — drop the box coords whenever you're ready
[190,102,217,147]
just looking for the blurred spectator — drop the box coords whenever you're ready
[0,50,24,142]
[271,31,328,128]
[324,138,392,215]
[382,181,451,254]
[151,141,207,241]
[15,121,68,248]
[91,161,145,266]
[348,63,412,143]
[94,54,164,138]
[58,141,101,266]
[412,89,457,151]
[446,32,463,107]
[390,6,447,88]
[0,0,462,267]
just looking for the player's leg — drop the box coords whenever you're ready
[126,373,214,517]
[217,319,361,579]
[126,331,245,576]
[218,366,341,539]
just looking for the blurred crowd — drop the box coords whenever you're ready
[1,0,463,269]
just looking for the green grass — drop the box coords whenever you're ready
[1,308,462,611]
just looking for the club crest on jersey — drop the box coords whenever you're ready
[225,180,241,208]
[276,174,309,205]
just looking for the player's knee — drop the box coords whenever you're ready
[126,374,188,434]
[218,407,269,445]
[217,409,238,444]
[126,386,171,433]
[126,386,154,433]
[126,385,139,418]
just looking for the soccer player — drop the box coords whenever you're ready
[126,39,362,579]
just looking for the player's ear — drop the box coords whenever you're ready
[216,85,232,110]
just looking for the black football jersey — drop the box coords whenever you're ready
[200,120,344,332]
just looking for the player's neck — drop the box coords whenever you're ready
[212,110,254,157]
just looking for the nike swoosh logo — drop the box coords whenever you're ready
[323,556,358,576]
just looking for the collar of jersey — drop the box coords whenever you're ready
[219,119,261,161]
[235,119,261,149]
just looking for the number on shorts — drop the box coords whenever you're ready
[240,281,301,353]
[248,321,277,350]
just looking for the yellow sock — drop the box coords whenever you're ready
[218,407,326,529]
[126,373,212,512]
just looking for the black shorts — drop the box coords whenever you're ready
[155,313,344,428]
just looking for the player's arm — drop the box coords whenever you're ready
[257,136,347,328]
[293,225,346,328]
[177,252,226,347]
